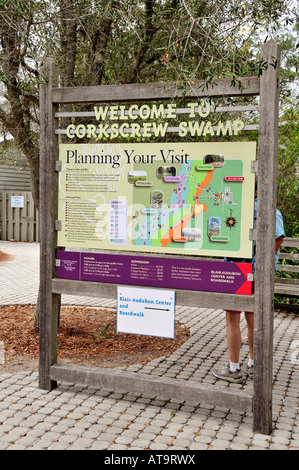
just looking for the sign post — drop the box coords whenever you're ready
[253,40,281,435]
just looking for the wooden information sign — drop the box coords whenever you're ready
[39,40,280,435]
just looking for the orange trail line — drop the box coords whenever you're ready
[160,168,216,248]
[195,167,216,198]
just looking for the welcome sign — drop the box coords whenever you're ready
[65,102,246,140]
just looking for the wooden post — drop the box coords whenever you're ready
[39,58,60,390]
[253,40,281,434]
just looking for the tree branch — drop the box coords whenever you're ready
[127,0,157,83]
[88,0,119,86]
[59,0,78,87]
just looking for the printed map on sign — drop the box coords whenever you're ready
[131,157,244,253]
[57,142,256,258]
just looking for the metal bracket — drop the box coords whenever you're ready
[55,220,62,231]
[55,259,61,267]
[251,160,258,173]
[55,160,62,172]
[247,273,254,282]
[249,228,256,241]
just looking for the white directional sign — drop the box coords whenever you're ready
[117,286,175,338]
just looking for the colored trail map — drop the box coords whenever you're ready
[57,142,256,259]
[132,159,243,253]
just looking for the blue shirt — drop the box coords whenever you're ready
[274,208,285,272]
[225,199,285,273]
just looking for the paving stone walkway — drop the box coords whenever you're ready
[0,241,298,451]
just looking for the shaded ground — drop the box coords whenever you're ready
[0,305,190,373]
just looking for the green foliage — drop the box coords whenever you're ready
[92,323,111,340]
[277,104,299,238]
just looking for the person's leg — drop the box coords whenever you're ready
[226,310,242,366]
[245,312,254,361]
[243,312,254,378]
[212,311,243,383]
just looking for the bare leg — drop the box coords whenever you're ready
[226,310,241,364]
[212,310,243,383]
[245,312,254,360]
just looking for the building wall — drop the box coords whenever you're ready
[0,165,39,241]
[0,165,31,192]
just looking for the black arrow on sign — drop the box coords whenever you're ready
[144,307,170,311]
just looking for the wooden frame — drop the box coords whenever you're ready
[39,40,280,435]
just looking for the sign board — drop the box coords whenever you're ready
[117,286,175,338]
[39,42,281,435]
[57,141,256,259]
[11,195,24,208]
[56,250,253,295]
